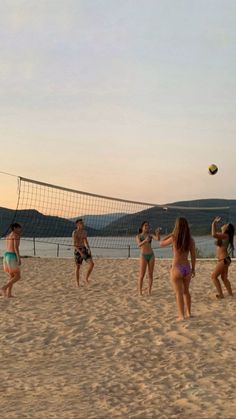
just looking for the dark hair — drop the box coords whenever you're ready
[138,221,149,234]
[10,222,22,231]
[75,219,83,224]
[225,223,235,254]
[172,217,191,252]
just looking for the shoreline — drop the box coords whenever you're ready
[1,255,236,261]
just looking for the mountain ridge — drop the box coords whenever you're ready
[0,198,235,237]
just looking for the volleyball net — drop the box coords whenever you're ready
[0,175,234,257]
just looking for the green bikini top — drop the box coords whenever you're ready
[140,234,152,244]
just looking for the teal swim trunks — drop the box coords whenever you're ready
[3,252,20,274]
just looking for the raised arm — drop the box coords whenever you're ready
[160,234,173,247]
[136,234,149,248]
[151,228,161,241]
[211,217,228,239]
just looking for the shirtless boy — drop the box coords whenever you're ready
[2,222,22,298]
[72,219,94,286]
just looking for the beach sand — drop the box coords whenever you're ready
[0,258,235,419]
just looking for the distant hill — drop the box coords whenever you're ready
[1,199,236,238]
[70,213,127,229]
[0,207,98,238]
[100,199,236,236]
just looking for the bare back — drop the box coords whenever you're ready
[161,235,195,268]
[5,232,20,253]
[172,243,191,265]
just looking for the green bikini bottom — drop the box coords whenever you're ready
[142,253,154,262]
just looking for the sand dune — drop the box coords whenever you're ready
[0,258,235,418]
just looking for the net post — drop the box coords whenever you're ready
[57,244,60,257]
[128,245,131,258]
[33,237,36,256]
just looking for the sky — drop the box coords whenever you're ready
[0,0,236,209]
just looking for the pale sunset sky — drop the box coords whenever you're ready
[0,0,236,209]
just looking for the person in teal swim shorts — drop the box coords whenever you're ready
[136,221,161,296]
[2,222,22,298]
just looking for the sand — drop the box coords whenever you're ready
[0,257,235,419]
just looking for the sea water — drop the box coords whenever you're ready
[0,236,217,258]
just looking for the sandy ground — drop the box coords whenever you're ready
[0,257,235,419]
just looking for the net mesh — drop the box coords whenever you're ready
[0,176,233,258]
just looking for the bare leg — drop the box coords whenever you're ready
[221,266,233,296]
[85,259,94,283]
[138,256,147,296]
[183,274,192,318]
[147,256,155,295]
[7,274,15,297]
[2,272,20,298]
[171,268,185,321]
[1,274,11,297]
[211,263,224,298]
[75,264,81,287]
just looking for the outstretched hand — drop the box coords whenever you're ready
[213,216,221,224]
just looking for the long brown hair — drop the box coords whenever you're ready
[172,217,191,252]
[138,221,149,234]
[225,223,235,254]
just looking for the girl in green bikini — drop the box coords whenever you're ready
[136,221,161,296]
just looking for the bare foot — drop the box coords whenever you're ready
[177,317,185,322]
[186,314,193,319]
[7,295,16,298]
[1,287,7,298]
[216,294,224,299]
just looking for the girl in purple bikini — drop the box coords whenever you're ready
[160,217,196,321]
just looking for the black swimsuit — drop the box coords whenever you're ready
[216,239,231,266]
[218,256,231,266]
[74,247,91,265]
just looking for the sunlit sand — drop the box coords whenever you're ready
[0,258,235,418]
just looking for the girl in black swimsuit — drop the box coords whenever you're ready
[211,217,234,298]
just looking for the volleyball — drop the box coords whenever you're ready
[208,164,218,175]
